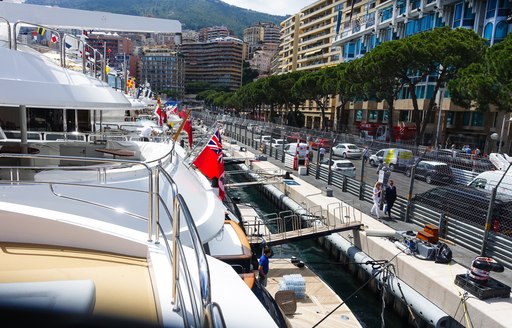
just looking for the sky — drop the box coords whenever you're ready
[221,0,315,16]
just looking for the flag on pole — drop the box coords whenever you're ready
[51,33,59,43]
[155,97,166,126]
[179,108,193,148]
[193,129,224,200]
[36,27,45,36]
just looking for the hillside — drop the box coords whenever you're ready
[25,0,286,37]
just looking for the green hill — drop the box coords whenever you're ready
[25,0,286,37]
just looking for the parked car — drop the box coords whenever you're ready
[319,159,356,178]
[424,149,494,172]
[412,186,512,234]
[284,142,309,159]
[467,170,512,196]
[404,161,454,184]
[270,139,286,149]
[332,143,363,159]
[369,148,413,171]
[286,132,306,143]
[254,135,272,143]
[310,138,332,150]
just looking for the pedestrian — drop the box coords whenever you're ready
[140,125,152,142]
[362,146,370,165]
[371,181,382,218]
[376,159,387,174]
[319,147,326,161]
[384,180,397,219]
[258,246,272,287]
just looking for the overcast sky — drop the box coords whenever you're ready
[222,0,315,16]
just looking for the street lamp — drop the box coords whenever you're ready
[498,113,512,154]
[434,87,446,149]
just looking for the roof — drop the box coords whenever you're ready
[0,47,132,110]
[420,161,449,166]
[0,2,181,33]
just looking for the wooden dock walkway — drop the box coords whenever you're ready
[265,259,362,328]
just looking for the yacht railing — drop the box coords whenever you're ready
[0,16,11,49]
[0,152,225,327]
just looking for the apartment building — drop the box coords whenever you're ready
[331,0,511,151]
[275,1,344,129]
[181,37,243,91]
[137,47,185,97]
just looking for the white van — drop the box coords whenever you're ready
[467,170,512,195]
[284,142,309,159]
[369,148,413,171]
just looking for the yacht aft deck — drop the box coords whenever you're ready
[0,241,158,325]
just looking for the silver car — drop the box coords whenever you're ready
[332,143,363,159]
[320,159,356,178]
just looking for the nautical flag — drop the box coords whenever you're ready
[136,86,143,99]
[32,31,37,41]
[155,97,166,126]
[127,78,135,89]
[36,27,45,36]
[193,129,224,200]
[179,108,193,148]
[51,33,59,43]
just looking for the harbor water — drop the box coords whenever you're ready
[226,164,411,328]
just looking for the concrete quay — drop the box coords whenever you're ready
[224,141,512,328]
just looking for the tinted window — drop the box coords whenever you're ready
[336,162,354,168]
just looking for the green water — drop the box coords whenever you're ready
[227,165,411,328]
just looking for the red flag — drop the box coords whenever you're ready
[51,33,59,43]
[193,129,224,200]
[155,97,166,126]
[179,109,193,148]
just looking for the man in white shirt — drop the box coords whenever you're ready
[140,125,152,141]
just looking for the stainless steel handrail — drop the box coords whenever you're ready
[0,16,11,49]
[0,151,223,327]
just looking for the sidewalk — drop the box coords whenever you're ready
[258,146,512,288]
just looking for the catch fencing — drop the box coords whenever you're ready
[198,114,512,270]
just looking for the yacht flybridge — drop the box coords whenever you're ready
[0,2,282,327]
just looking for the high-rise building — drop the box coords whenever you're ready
[181,37,243,91]
[198,26,231,42]
[137,47,185,98]
[277,1,343,74]
[331,0,512,150]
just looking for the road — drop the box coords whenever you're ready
[235,127,437,199]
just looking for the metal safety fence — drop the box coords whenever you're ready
[197,113,512,269]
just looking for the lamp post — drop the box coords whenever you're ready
[498,113,512,154]
[434,87,445,149]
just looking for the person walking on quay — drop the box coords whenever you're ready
[258,246,272,287]
[362,146,370,165]
[371,181,382,218]
[319,147,326,161]
[384,180,397,219]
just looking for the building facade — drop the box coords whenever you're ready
[274,0,512,152]
[181,37,243,91]
[276,0,344,129]
[331,0,512,151]
[137,47,185,98]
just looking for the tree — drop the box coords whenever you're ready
[349,43,406,142]
[418,28,487,143]
[336,63,359,133]
[242,61,259,85]
[293,66,337,130]
[449,33,512,113]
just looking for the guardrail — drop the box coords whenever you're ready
[0,151,224,327]
[220,121,512,270]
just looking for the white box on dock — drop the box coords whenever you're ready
[298,166,307,175]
